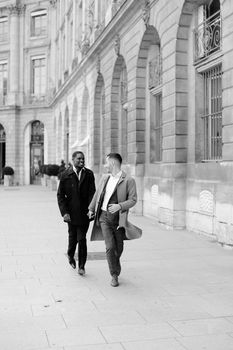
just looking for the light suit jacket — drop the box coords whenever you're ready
[88,171,142,241]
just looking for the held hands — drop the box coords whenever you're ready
[63,213,71,223]
[108,204,121,214]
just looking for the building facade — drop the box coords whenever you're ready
[1,0,233,245]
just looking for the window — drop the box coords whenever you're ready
[148,45,162,163]
[31,57,46,96]
[0,17,8,42]
[31,10,47,37]
[100,86,106,163]
[202,64,222,160]
[0,62,7,105]
[119,65,128,162]
[150,93,162,162]
[69,20,73,65]
[62,33,66,72]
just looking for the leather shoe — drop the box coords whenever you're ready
[111,275,119,287]
[69,258,76,269]
[78,268,85,276]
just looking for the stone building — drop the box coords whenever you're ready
[1,0,233,245]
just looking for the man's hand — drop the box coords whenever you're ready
[87,210,95,220]
[63,213,71,223]
[108,204,121,214]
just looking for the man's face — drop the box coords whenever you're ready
[104,156,114,173]
[73,153,85,169]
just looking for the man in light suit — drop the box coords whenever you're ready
[88,153,142,287]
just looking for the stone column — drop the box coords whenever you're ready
[7,4,24,105]
[72,0,77,59]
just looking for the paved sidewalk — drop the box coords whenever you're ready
[1,186,233,350]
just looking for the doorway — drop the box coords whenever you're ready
[30,120,44,184]
[0,124,6,183]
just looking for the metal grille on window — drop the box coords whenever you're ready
[202,64,222,160]
[0,124,5,142]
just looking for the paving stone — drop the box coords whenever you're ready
[178,334,233,350]
[0,329,48,350]
[46,327,106,347]
[170,317,233,336]
[64,344,123,350]
[122,338,186,350]
[99,323,180,342]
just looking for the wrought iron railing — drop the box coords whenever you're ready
[148,53,162,90]
[194,10,221,63]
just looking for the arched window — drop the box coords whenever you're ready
[148,43,162,163]
[119,64,128,162]
[100,85,106,163]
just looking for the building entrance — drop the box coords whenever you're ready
[0,124,6,183]
[30,121,44,184]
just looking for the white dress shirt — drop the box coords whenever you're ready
[73,165,84,180]
[101,171,122,211]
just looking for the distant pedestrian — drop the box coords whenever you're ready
[57,160,66,180]
[88,153,142,287]
[57,151,95,275]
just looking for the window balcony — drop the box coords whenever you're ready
[194,10,221,63]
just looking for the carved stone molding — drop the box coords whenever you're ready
[81,37,90,56]
[8,4,26,16]
[114,34,120,56]
[49,0,57,8]
[142,0,150,28]
[112,0,118,16]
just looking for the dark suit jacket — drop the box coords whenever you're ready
[57,167,95,230]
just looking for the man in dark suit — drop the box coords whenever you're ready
[57,151,95,275]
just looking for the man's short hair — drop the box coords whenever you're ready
[72,151,84,159]
[106,153,122,164]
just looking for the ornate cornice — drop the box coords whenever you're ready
[49,0,57,7]
[7,4,26,16]
[114,34,120,56]
[142,0,150,27]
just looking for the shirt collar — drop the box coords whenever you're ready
[73,166,85,174]
[110,170,122,179]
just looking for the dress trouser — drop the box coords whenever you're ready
[99,210,124,277]
[67,224,87,269]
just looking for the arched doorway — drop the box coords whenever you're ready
[0,123,6,181]
[30,120,44,184]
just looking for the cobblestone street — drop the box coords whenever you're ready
[1,186,233,349]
